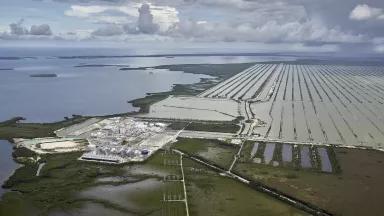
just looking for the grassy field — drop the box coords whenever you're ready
[172,138,238,170]
[183,158,307,216]
[233,147,384,216]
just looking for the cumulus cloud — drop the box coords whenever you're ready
[90,3,164,36]
[9,19,28,35]
[30,24,52,35]
[4,0,383,53]
[1,19,53,39]
[137,3,159,33]
[92,24,124,36]
[373,44,384,53]
[71,1,365,46]
[168,16,363,44]
[350,4,384,21]
[64,3,178,29]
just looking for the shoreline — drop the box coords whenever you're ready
[0,62,253,194]
[0,140,22,197]
[2,61,384,215]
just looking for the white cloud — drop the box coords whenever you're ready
[2,0,378,54]
[30,24,52,35]
[91,24,124,36]
[168,18,363,44]
[159,0,363,44]
[66,1,364,45]
[137,3,158,34]
[56,29,94,40]
[374,44,384,53]
[372,37,384,53]
[5,20,53,37]
[65,3,179,30]
[350,4,384,21]
[9,19,28,35]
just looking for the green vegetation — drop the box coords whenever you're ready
[233,148,384,216]
[292,145,301,169]
[309,146,320,171]
[172,138,238,169]
[129,79,216,113]
[183,158,306,216]
[326,146,341,174]
[0,151,173,216]
[121,62,255,79]
[162,202,186,216]
[2,152,124,212]
[254,142,266,162]
[12,147,37,158]
[238,141,254,163]
[0,115,90,139]
[0,192,39,216]
[129,93,169,113]
[168,121,240,133]
[272,143,283,163]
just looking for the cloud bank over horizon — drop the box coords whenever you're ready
[0,0,384,53]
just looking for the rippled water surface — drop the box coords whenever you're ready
[0,47,296,122]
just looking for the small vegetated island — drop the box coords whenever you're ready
[29,73,58,78]
[1,61,384,216]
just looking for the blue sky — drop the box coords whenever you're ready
[1,0,384,53]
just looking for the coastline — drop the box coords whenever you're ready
[0,140,21,197]
[0,62,253,196]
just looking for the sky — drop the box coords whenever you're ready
[0,0,384,54]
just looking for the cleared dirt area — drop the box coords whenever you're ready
[139,96,239,122]
[234,148,384,216]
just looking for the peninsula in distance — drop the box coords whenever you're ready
[1,1,384,216]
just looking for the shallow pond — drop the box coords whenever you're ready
[263,143,275,164]
[318,147,332,172]
[282,144,292,162]
[79,178,162,214]
[300,146,312,168]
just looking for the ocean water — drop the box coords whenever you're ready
[0,47,299,199]
[0,47,297,122]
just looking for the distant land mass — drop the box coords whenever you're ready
[74,64,130,68]
[0,57,37,60]
[30,74,57,78]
